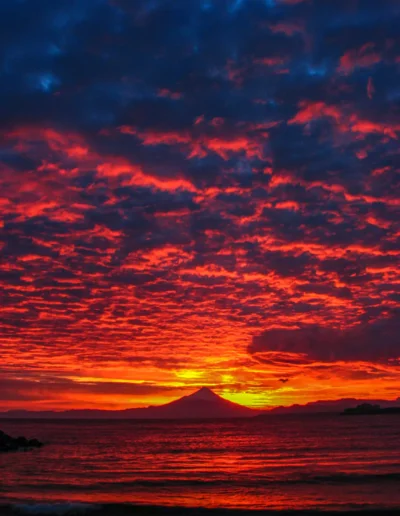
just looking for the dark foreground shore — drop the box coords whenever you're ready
[2,505,400,516]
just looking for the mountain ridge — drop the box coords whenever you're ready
[1,389,398,419]
[261,397,400,416]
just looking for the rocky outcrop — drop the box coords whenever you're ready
[0,430,43,452]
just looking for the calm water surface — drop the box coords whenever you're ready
[1,415,400,511]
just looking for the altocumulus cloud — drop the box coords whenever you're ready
[0,0,399,408]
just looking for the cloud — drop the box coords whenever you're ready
[0,0,399,409]
[250,314,400,365]
[0,376,183,401]
[339,44,382,74]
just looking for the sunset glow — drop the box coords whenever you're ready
[1,0,399,411]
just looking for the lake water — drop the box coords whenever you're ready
[1,414,400,511]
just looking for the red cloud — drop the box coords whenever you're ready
[119,125,267,161]
[269,22,304,36]
[349,118,400,140]
[289,102,400,140]
[367,77,375,99]
[288,101,342,125]
[339,43,382,74]
[157,88,183,100]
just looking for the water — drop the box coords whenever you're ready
[1,414,400,511]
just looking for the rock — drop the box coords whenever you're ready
[28,438,43,448]
[16,436,29,447]
[0,430,12,443]
[0,430,43,452]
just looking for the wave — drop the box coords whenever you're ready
[10,503,99,515]
[5,502,400,516]
[106,472,400,487]
[12,472,400,492]
[302,472,400,484]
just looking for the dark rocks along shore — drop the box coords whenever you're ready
[0,430,43,452]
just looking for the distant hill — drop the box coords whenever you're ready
[341,403,400,416]
[0,387,256,420]
[258,397,400,416]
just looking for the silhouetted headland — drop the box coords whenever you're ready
[0,429,43,452]
[255,397,400,417]
[341,403,400,416]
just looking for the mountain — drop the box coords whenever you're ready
[0,387,256,420]
[259,397,400,416]
[132,387,256,419]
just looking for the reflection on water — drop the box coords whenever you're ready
[1,414,400,510]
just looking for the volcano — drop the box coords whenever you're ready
[120,387,256,419]
[131,387,256,419]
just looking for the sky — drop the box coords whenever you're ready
[0,0,399,411]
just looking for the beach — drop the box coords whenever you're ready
[2,505,400,516]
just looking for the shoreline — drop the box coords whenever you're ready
[3,503,400,516]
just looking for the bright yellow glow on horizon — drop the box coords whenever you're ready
[175,370,205,380]
[221,389,275,408]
